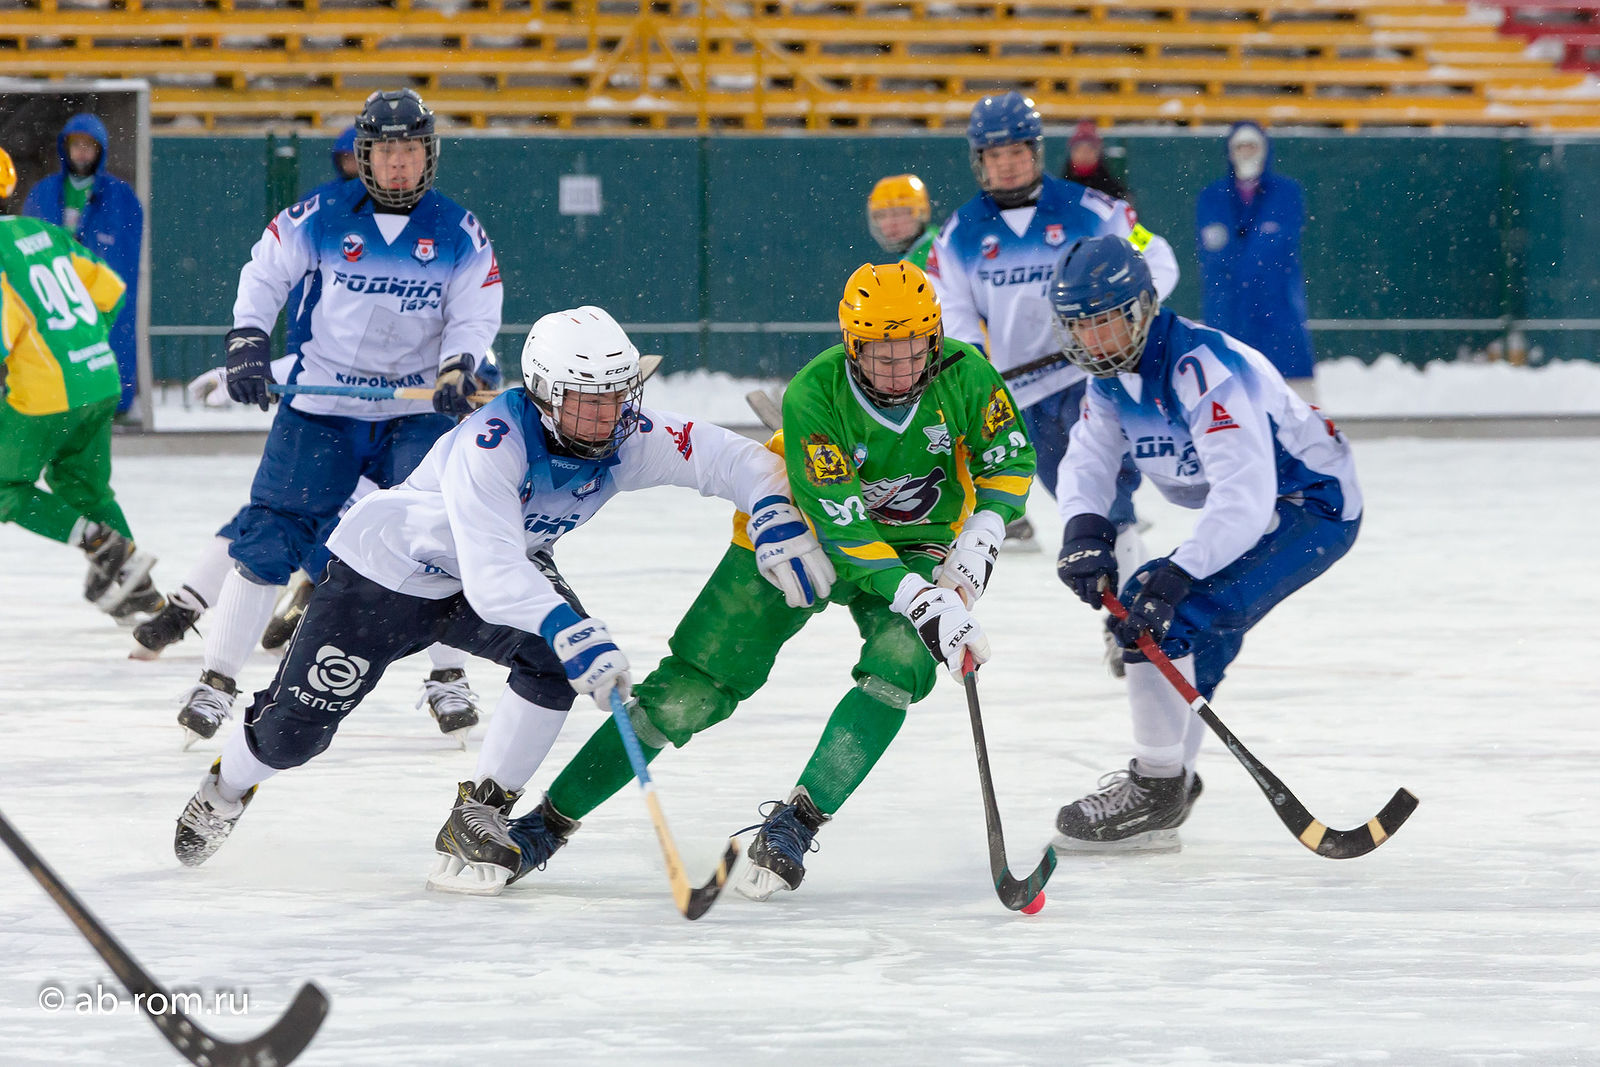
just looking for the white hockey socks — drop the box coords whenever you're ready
[1127,654,1197,779]
[426,643,469,672]
[179,535,236,610]
[203,568,281,679]
[217,726,278,801]
[474,689,569,793]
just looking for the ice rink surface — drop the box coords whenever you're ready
[2,434,1597,1066]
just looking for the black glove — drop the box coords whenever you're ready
[433,353,483,418]
[1110,559,1194,649]
[1056,513,1118,607]
[224,327,272,410]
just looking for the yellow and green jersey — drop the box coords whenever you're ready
[781,337,1036,603]
[0,214,126,416]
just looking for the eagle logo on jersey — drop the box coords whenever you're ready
[341,233,364,262]
[1044,224,1066,247]
[981,387,1017,439]
[861,468,946,525]
[923,423,952,455]
[980,235,1001,260]
[804,435,852,486]
[412,238,437,264]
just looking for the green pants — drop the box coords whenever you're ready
[545,543,940,819]
[0,397,130,544]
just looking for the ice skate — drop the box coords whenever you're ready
[107,577,165,629]
[416,668,480,747]
[80,522,158,612]
[130,594,202,660]
[174,759,257,867]
[1000,515,1039,554]
[427,778,525,896]
[734,786,829,902]
[260,575,311,655]
[502,796,580,886]
[177,670,238,750]
[1052,761,1200,853]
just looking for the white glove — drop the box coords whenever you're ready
[891,573,991,682]
[543,608,632,710]
[186,367,233,408]
[746,495,835,609]
[934,509,1005,607]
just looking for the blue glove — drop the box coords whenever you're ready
[1110,559,1194,649]
[746,495,835,608]
[1056,513,1118,607]
[539,603,632,710]
[434,353,484,418]
[224,327,272,410]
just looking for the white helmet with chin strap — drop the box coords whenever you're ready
[519,306,644,459]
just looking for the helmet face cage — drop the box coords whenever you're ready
[355,89,439,211]
[837,262,944,407]
[968,139,1044,209]
[1052,291,1155,378]
[529,373,644,460]
[867,175,931,254]
[965,92,1045,208]
[845,328,941,407]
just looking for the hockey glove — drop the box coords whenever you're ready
[186,367,232,409]
[746,496,836,609]
[892,574,992,683]
[541,605,633,710]
[1110,559,1193,650]
[1056,513,1118,608]
[434,353,485,418]
[934,509,1004,607]
[224,327,272,410]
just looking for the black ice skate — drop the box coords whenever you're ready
[79,522,158,612]
[427,778,525,896]
[1000,515,1040,554]
[416,668,480,746]
[504,796,580,885]
[130,593,202,660]
[177,670,238,750]
[1052,760,1202,853]
[174,759,258,867]
[259,577,311,654]
[735,786,830,902]
[107,576,166,628]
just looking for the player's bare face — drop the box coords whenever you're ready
[369,140,426,193]
[981,143,1036,192]
[872,207,922,245]
[855,337,928,399]
[1069,310,1136,361]
[559,389,626,446]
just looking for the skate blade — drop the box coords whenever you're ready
[732,864,792,902]
[129,644,163,662]
[443,727,471,751]
[998,536,1040,555]
[1050,828,1181,854]
[425,852,510,896]
[179,727,211,752]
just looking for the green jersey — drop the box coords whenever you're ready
[781,337,1036,603]
[904,225,939,272]
[0,214,126,416]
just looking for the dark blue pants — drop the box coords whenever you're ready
[229,404,452,585]
[1023,381,1141,530]
[243,557,581,770]
[1123,498,1361,699]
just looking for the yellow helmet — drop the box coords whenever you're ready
[837,261,943,405]
[867,174,931,254]
[0,147,16,201]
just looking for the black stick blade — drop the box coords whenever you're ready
[1295,789,1419,860]
[995,847,1057,911]
[681,839,741,921]
[153,981,329,1067]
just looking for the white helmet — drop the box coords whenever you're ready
[520,306,643,459]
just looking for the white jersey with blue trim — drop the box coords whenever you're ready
[1056,311,1361,581]
[927,174,1179,411]
[231,182,503,420]
[325,390,791,636]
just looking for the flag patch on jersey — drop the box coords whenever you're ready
[804,435,853,485]
[483,252,502,287]
[981,387,1017,439]
[1204,401,1238,434]
[666,420,694,460]
[412,238,436,264]
[980,235,1001,260]
[341,233,365,262]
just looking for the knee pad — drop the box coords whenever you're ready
[632,659,739,749]
[855,673,913,711]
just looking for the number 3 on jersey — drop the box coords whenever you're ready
[821,495,867,526]
[476,418,510,449]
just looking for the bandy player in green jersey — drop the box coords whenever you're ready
[0,146,164,623]
[434,260,1036,902]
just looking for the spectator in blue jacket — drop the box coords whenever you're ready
[1195,122,1316,401]
[23,113,145,415]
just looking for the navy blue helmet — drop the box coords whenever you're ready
[354,89,438,211]
[965,92,1045,208]
[1049,235,1158,377]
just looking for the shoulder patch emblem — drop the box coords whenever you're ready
[1204,401,1238,434]
[804,435,853,485]
[981,387,1017,439]
[412,237,436,264]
